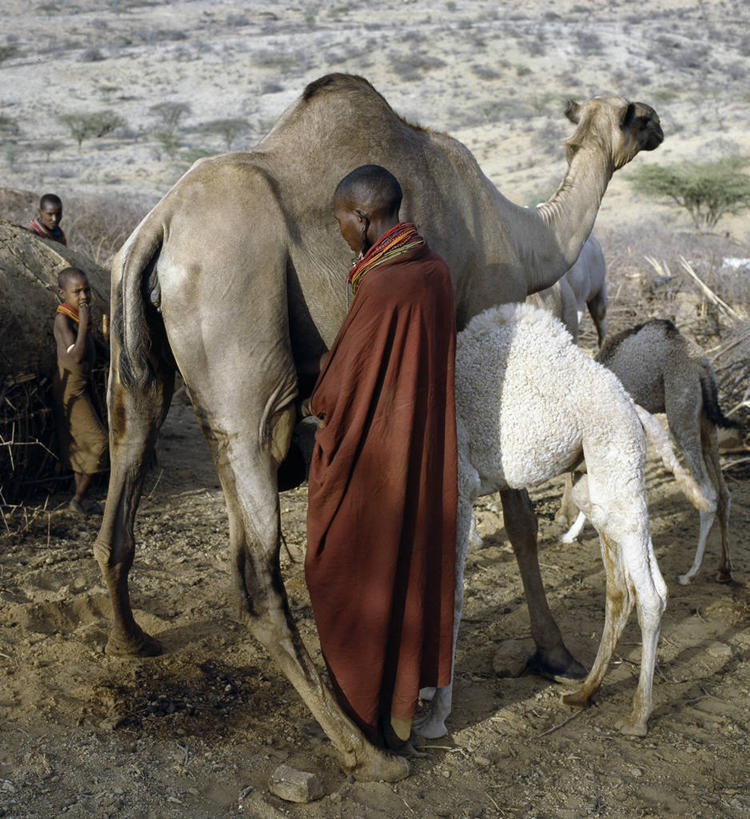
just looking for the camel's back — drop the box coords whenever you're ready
[597,319,705,412]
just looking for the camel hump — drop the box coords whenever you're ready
[302,73,380,103]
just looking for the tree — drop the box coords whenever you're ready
[58,110,126,150]
[628,157,750,229]
[0,114,19,135]
[149,101,191,134]
[38,139,64,161]
[199,117,247,150]
[0,44,19,64]
[152,129,181,159]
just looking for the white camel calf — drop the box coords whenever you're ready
[415,304,709,741]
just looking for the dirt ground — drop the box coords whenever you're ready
[1,386,748,818]
[2,0,749,815]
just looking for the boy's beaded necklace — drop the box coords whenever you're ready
[346,222,424,308]
[56,303,79,324]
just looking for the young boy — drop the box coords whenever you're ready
[53,267,108,514]
[305,165,457,753]
[28,193,67,245]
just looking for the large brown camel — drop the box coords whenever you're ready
[95,74,663,781]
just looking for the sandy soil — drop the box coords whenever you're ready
[1,392,748,818]
[1,1,749,817]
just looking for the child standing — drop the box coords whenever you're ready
[53,267,108,514]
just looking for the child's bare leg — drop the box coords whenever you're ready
[73,472,93,502]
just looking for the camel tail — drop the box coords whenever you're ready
[634,405,712,511]
[699,368,742,430]
[114,214,164,389]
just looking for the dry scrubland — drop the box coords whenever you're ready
[1,1,750,818]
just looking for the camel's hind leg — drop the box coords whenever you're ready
[561,475,667,736]
[617,534,667,736]
[587,289,607,347]
[181,362,408,781]
[561,531,634,711]
[94,349,175,656]
[665,382,718,585]
[703,419,732,583]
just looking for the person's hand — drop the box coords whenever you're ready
[78,302,90,328]
[300,397,312,417]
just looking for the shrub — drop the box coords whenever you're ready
[152,129,181,158]
[65,193,147,266]
[628,157,750,229]
[0,44,19,63]
[199,117,248,150]
[38,139,64,161]
[80,47,105,62]
[0,114,19,135]
[58,110,126,149]
[149,101,191,134]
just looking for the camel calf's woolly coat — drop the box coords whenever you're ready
[416,305,708,741]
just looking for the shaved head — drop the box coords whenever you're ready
[40,193,63,210]
[57,266,87,289]
[334,164,402,219]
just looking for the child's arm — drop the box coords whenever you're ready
[54,303,90,367]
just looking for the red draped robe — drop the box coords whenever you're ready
[305,240,457,742]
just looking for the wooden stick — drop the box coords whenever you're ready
[536,708,585,737]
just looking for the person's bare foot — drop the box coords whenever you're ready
[68,497,85,516]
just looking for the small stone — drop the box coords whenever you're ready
[705,642,732,661]
[442,769,451,778]
[628,766,643,777]
[492,638,535,678]
[268,764,324,803]
[475,755,491,767]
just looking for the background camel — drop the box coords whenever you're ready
[564,234,608,345]
[562,319,738,585]
[527,233,608,345]
[96,73,662,779]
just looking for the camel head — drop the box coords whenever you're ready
[564,96,663,171]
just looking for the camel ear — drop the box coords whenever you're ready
[564,100,581,124]
[620,102,636,129]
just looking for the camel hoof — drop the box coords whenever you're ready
[558,533,578,544]
[105,629,163,657]
[346,745,410,783]
[716,570,732,584]
[676,573,692,586]
[617,718,648,737]
[526,648,587,684]
[561,689,589,708]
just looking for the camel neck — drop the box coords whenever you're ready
[535,144,612,263]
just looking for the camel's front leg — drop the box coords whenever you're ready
[500,489,587,681]
[94,358,175,656]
